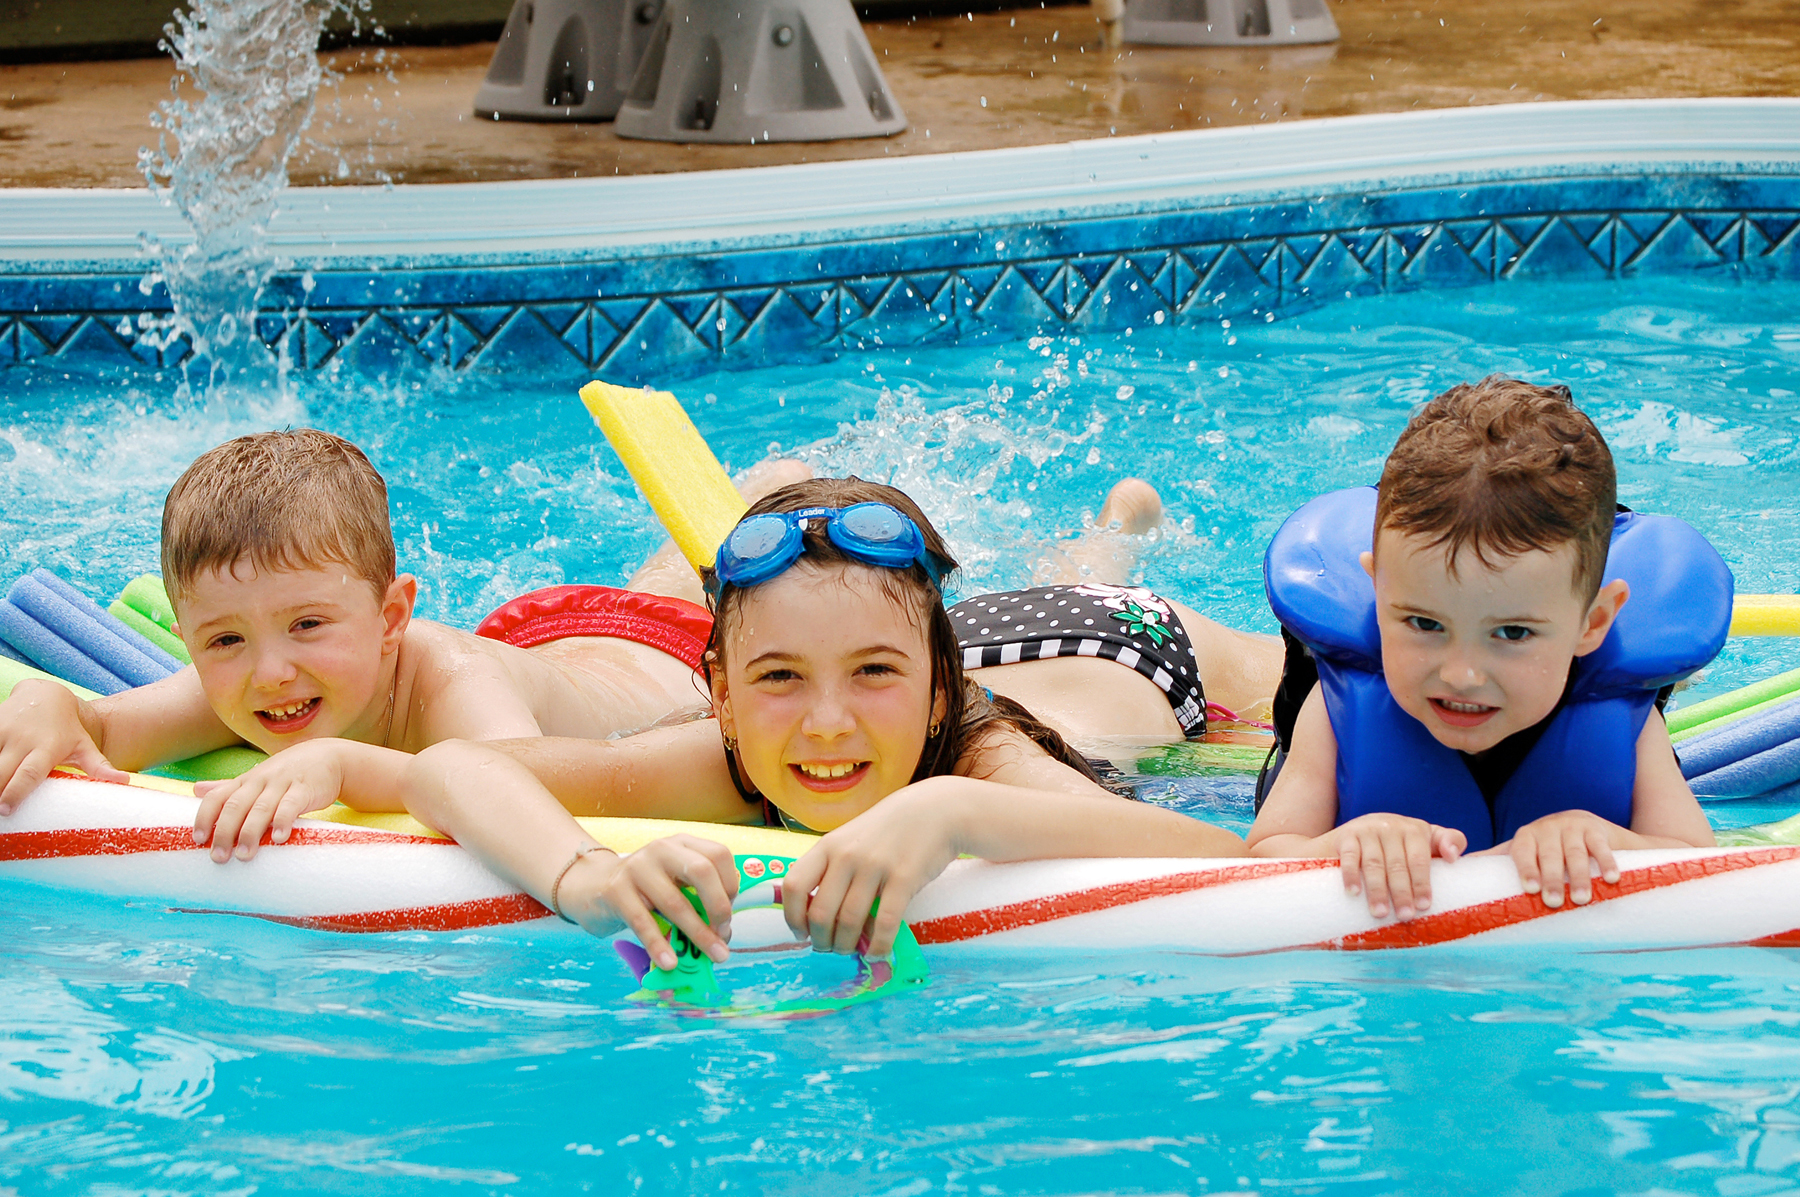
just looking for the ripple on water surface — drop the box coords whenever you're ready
[4,277,1800,1193]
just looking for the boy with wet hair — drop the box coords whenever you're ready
[0,428,738,858]
[1248,376,1724,920]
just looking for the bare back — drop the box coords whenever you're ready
[389,621,708,749]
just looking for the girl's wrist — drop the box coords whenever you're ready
[556,847,623,931]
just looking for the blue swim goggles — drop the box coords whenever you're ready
[708,504,948,598]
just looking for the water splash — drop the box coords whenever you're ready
[137,0,360,407]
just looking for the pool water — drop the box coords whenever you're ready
[5,275,1800,1193]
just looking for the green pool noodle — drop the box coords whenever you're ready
[1667,666,1800,735]
[110,575,189,664]
[1717,812,1800,848]
[0,655,264,782]
[1671,689,1800,745]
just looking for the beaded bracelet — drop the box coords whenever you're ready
[549,844,609,924]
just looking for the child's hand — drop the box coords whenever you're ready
[1334,812,1466,920]
[560,835,740,971]
[1494,810,1623,908]
[0,679,129,815]
[782,785,959,957]
[192,740,348,862]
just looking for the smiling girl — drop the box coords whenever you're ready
[396,478,1247,970]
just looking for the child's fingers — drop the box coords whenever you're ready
[268,786,322,846]
[799,855,858,952]
[781,849,827,940]
[831,871,884,956]
[1379,827,1420,918]
[865,893,909,960]
[0,746,53,815]
[634,869,729,965]
[233,786,291,860]
[1336,833,1365,898]
[1589,833,1620,885]
[663,846,735,946]
[1536,834,1568,907]
[1359,835,1396,919]
[67,739,129,786]
[1511,835,1543,896]
[674,835,742,904]
[193,780,237,847]
[1432,825,1467,863]
[208,780,266,863]
[1563,827,1598,905]
[612,890,680,972]
[1403,828,1434,913]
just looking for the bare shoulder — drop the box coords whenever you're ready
[395,620,547,744]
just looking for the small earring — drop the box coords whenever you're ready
[928,719,941,738]
[723,733,738,752]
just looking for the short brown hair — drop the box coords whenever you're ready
[161,429,396,602]
[1374,376,1616,600]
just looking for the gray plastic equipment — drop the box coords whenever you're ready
[1123,0,1338,45]
[613,0,906,143]
[474,0,664,121]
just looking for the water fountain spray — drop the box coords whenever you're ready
[138,0,360,405]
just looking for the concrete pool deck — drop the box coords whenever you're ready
[2,0,1797,189]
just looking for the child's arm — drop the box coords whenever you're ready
[1497,711,1714,908]
[1246,689,1465,920]
[0,669,238,813]
[402,739,740,968]
[780,730,1247,957]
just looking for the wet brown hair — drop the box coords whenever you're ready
[161,429,396,603]
[1375,376,1617,601]
[700,476,1102,788]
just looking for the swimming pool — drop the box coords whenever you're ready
[4,101,1800,1192]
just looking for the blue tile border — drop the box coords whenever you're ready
[2,142,1797,382]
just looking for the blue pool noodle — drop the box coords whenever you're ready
[1678,693,1800,780]
[0,570,182,693]
[0,599,130,694]
[1689,736,1800,800]
[26,570,182,678]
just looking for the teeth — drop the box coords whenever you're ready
[1440,700,1490,713]
[262,699,315,720]
[798,762,861,780]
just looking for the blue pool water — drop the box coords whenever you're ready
[5,274,1800,1192]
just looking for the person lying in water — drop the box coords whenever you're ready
[266,477,1253,971]
[1247,376,1722,918]
[0,428,804,831]
[171,461,1283,863]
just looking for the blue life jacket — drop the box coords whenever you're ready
[1263,487,1732,850]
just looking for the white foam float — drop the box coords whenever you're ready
[5,774,1800,953]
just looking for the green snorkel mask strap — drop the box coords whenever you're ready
[614,854,929,1020]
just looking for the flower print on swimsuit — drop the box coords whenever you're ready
[1070,583,1175,648]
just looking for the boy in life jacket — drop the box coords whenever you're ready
[1247,377,1727,921]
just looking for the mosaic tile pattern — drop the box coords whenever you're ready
[3,173,1797,381]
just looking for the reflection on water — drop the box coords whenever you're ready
[9,880,1800,1193]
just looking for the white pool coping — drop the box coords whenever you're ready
[2,98,1798,263]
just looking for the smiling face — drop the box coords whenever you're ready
[173,561,415,754]
[1364,529,1627,754]
[710,561,947,831]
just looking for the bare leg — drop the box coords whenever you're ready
[625,458,815,604]
[1032,477,1163,587]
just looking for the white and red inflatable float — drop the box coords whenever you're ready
[5,772,1800,953]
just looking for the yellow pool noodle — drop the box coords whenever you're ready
[1731,594,1800,637]
[580,380,748,573]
